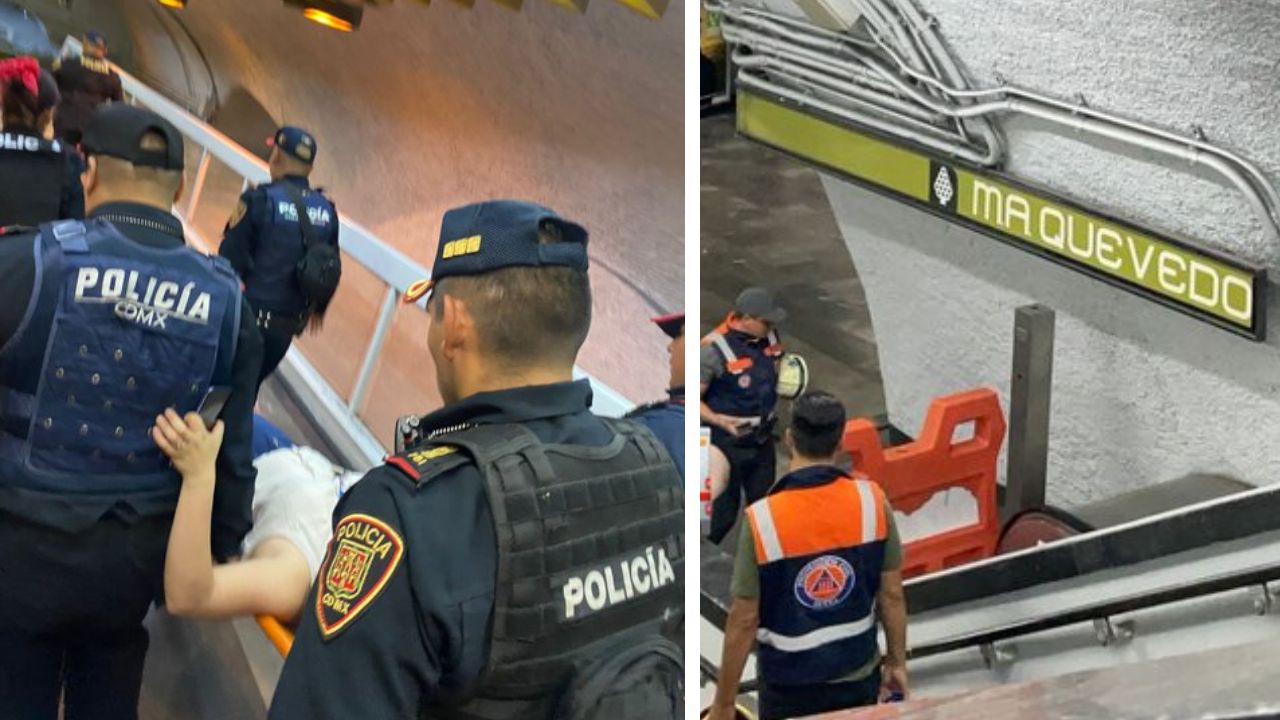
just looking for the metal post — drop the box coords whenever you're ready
[1004,304,1054,519]
[349,287,399,414]
[186,148,212,218]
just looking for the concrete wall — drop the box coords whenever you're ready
[824,0,1280,506]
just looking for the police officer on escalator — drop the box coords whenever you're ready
[0,104,262,720]
[269,200,684,720]
[627,312,686,476]
[701,286,786,543]
[52,31,123,148]
[0,57,84,226]
[219,125,341,385]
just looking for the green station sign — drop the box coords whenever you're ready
[736,91,1268,340]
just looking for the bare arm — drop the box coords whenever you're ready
[877,569,910,699]
[709,597,759,719]
[154,410,312,621]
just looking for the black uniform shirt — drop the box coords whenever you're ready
[218,175,338,280]
[0,202,263,558]
[0,128,85,226]
[269,379,615,720]
[52,54,123,140]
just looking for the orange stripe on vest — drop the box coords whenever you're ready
[749,476,886,562]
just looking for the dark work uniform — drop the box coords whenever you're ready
[219,175,339,383]
[702,329,780,544]
[0,129,84,226]
[627,386,686,477]
[52,54,123,145]
[270,380,684,720]
[0,203,262,720]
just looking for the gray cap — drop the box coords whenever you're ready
[734,287,787,324]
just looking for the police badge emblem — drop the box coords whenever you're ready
[738,374,752,389]
[316,513,405,639]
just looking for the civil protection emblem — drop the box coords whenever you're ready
[316,513,405,639]
[794,555,855,610]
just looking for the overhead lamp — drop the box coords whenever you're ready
[156,0,187,7]
[283,0,363,31]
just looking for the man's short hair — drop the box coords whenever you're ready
[432,227,591,365]
[790,390,846,459]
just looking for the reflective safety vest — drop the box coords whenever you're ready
[702,325,781,433]
[0,219,241,496]
[244,182,336,315]
[745,467,888,686]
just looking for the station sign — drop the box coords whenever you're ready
[736,91,1268,340]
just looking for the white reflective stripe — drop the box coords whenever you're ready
[857,480,878,544]
[756,606,877,652]
[709,332,738,364]
[750,500,785,563]
[767,330,779,347]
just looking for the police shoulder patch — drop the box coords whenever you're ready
[384,445,464,485]
[316,513,405,639]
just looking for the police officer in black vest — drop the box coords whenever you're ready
[701,287,787,544]
[219,125,340,384]
[0,56,84,226]
[52,31,123,146]
[627,312,686,477]
[269,200,683,720]
[0,104,262,720]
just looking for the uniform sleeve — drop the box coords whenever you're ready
[0,233,36,348]
[269,472,438,720]
[730,524,761,598]
[60,152,85,220]
[700,343,724,386]
[218,190,262,279]
[209,297,263,559]
[108,72,123,103]
[882,498,903,572]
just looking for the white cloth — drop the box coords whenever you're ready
[241,447,362,579]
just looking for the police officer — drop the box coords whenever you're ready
[627,311,686,476]
[269,200,684,720]
[701,286,786,543]
[0,56,84,226]
[219,125,340,384]
[0,104,262,720]
[52,31,123,146]
[709,391,908,720]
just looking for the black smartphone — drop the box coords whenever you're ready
[196,386,232,429]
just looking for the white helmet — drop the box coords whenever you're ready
[776,352,809,400]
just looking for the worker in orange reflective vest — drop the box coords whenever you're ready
[708,391,909,720]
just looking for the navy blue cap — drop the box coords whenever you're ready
[652,312,684,339]
[84,30,106,47]
[83,104,184,170]
[268,125,317,163]
[403,200,588,304]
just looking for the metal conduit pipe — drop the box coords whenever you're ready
[730,47,949,124]
[858,0,950,107]
[868,32,1280,231]
[722,27,905,96]
[737,69,1000,166]
[842,45,1280,243]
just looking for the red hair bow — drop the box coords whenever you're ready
[0,57,40,96]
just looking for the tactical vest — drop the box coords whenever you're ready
[0,132,68,227]
[0,219,241,496]
[401,419,684,720]
[703,328,780,438]
[244,183,336,315]
[745,470,887,686]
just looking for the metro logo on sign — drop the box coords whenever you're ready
[737,91,1267,340]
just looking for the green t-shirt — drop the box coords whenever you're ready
[730,495,903,683]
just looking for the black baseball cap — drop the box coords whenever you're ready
[268,125,317,164]
[403,200,588,304]
[652,312,684,339]
[82,104,184,171]
[734,287,787,324]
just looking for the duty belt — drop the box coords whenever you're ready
[725,413,776,443]
[256,308,307,335]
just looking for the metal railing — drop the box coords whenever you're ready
[63,38,635,468]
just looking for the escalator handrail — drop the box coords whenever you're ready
[909,561,1280,660]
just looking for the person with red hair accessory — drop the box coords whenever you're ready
[0,55,84,226]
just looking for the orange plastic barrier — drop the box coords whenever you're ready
[842,388,1006,579]
[256,615,295,657]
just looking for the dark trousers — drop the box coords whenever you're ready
[707,436,777,544]
[258,324,295,386]
[758,669,880,720]
[0,510,170,720]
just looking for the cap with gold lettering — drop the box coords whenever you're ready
[403,200,588,304]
